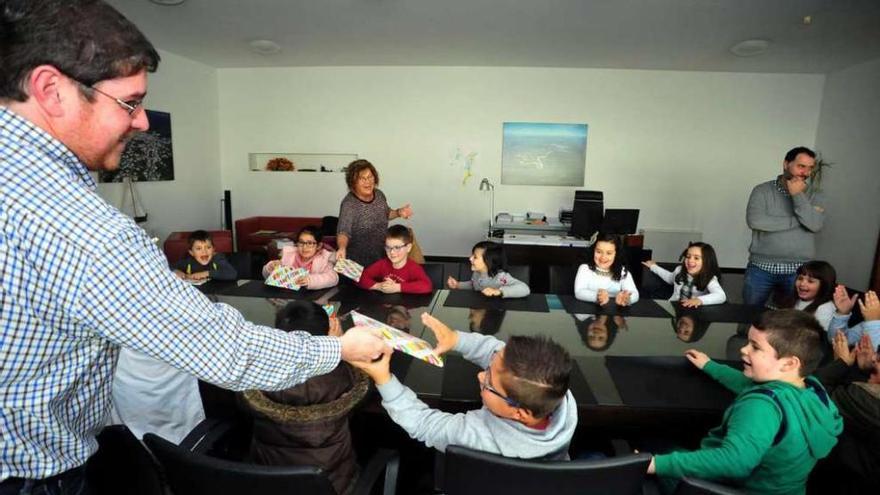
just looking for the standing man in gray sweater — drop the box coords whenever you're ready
[743,146,825,307]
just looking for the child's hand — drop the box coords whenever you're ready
[264,260,281,273]
[832,331,855,366]
[855,334,876,371]
[613,315,628,330]
[481,287,502,297]
[348,347,393,385]
[328,317,343,337]
[641,260,656,269]
[191,271,210,281]
[680,298,703,308]
[421,313,459,355]
[597,289,610,306]
[377,280,401,294]
[646,456,656,475]
[295,274,310,287]
[833,285,857,315]
[684,349,710,369]
[859,291,880,321]
[615,290,632,306]
[447,276,459,289]
[173,270,187,280]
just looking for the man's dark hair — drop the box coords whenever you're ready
[187,230,212,248]
[586,232,628,281]
[386,224,412,244]
[500,335,571,419]
[783,146,816,163]
[344,159,380,190]
[753,309,823,377]
[472,241,506,278]
[275,301,330,337]
[0,0,160,102]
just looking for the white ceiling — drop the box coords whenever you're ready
[107,0,880,73]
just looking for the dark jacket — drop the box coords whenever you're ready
[239,364,369,495]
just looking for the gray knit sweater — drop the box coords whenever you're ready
[746,177,825,264]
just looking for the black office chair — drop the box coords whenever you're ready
[423,262,444,290]
[673,477,745,495]
[86,425,165,495]
[438,445,651,495]
[548,265,578,295]
[505,264,530,286]
[144,427,399,495]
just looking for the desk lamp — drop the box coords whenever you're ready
[479,178,495,227]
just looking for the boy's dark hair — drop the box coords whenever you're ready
[779,260,836,314]
[187,230,213,248]
[297,225,323,244]
[345,159,380,190]
[784,146,816,163]
[753,309,823,377]
[472,241,506,278]
[586,233,628,281]
[0,0,160,102]
[386,224,412,244]
[675,242,722,291]
[500,336,571,419]
[275,301,330,337]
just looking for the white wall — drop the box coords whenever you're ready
[97,50,221,244]
[217,66,824,265]
[814,57,880,290]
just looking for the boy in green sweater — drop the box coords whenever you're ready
[648,309,843,494]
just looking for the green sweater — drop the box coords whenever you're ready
[654,361,843,494]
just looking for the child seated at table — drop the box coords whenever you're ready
[446,241,530,298]
[642,242,726,308]
[239,301,369,495]
[574,233,639,306]
[172,230,236,281]
[828,287,880,348]
[648,309,843,493]
[775,260,838,332]
[262,225,339,290]
[350,313,578,460]
[357,225,432,294]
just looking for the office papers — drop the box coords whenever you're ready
[265,266,309,290]
[334,258,364,281]
[350,311,444,367]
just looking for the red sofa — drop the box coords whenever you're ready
[234,216,335,253]
[163,230,233,265]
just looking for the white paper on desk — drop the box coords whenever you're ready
[187,278,209,286]
[350,311,444,368]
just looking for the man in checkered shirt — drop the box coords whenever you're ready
[0,1,386,493]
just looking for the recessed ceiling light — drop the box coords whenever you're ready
[730,39,770,57]
[149,0,186,5]
[249,39,282,55]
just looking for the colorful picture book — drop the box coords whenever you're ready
[322,303,340,319]
[334,258,364,282]
[350,311,444,367]
[265,265,309,290]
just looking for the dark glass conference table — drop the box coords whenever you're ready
[210,283,765,428]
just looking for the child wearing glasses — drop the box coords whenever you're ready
[447,241,530,298]
[351,313,577,460]
[357,225,432,294]
[262,226,339,290]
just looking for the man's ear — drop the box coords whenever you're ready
[28,65,70,118]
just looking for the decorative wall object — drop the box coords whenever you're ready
[99,110,174,182]
[501,122,588,186]
[248,153,358,172]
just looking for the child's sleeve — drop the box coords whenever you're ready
[454,331,506,368]
[703,360,752,394]
[654,396,781,480]
[621,271,640,303]
[210,254,237,280]
[573,265,598,302]
[826,313,852,343]
[836,321,880,349]
[357,260,384,289]
[171,258,188,273]
[498,272,530,298]
[306,253,339,290]
[697,276,727,305]
[811,302,835,333]
[400,263,433,294]
[649,264,675,285]
[457,274,474,290]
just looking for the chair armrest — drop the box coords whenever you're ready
[351,449,399,495]
[179,418,235,453]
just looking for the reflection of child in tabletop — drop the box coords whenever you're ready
[574,233,638,306]
[262,226,338,290]
[642,242,725,308]
[574,314,626,351]
[447,241,530,298]
[172,230,236,281]
[357,225,432,294]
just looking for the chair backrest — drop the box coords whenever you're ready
[505,264,530,286]
[548,265,578,295]
[144,433,337,495]
[441,445,651,495]
[86,425,164,495]
[673,477,745,495]
[423,263,444,290]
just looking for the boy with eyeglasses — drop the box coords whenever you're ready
[357,224,432,294]
[351,313,577,460]
[172,230,236,282]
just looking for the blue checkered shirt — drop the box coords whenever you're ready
[0,107,341,480]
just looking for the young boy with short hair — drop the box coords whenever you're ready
[351,313,577,460]
[172,230,236,281]
[649,309,843,494]
[357,225,432,294]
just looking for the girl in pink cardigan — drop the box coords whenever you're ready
[262,226,339,290]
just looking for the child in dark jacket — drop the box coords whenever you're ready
[239,301,369,495]
[172,230,236,281]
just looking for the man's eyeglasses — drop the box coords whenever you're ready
[384,243,409,253]
[481,352,520,408]
[65,73,143,116]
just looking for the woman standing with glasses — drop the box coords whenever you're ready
[336,159,413,267]
[262,226,339,289]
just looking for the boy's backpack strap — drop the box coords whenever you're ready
[740,388,787,446]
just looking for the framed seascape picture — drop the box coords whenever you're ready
[501,122,588,186]
[99,110,174,183]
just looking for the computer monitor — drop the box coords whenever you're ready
[570,190,603,239]
[601,209,639,235]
